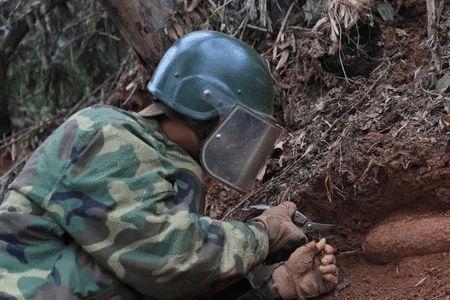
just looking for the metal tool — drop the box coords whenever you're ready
[243,204,335,240]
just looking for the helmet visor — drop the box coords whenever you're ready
[201,104,283,192]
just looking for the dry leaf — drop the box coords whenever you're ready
[276,50,290,71]
[396,28,409,37]
[274,140,285,151]
[441,114,450,127]
[312,17,328,31]
[278,155,285,167]
[256,164,268,181]
[125,82,136,91]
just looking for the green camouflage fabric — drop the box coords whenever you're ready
[0,105,269,300]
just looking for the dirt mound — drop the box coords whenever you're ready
[207,3,450,299]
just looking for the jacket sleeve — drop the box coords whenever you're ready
[43,119,269,298]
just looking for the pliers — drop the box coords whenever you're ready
[244,204,335,240]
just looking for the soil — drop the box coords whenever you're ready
[206,4,450,300]
[330,252,450,300]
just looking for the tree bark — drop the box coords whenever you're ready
[97,0,176,69]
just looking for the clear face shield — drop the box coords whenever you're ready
[200,88,284,193]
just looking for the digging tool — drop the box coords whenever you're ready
[244,204,335,241]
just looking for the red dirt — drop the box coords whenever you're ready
[328,252,450,300]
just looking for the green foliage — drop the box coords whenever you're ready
[4,0,130,127]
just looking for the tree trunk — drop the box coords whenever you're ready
[98,0,176,69]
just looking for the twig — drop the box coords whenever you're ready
[62,12,98,32]
[233,16,248,37]
[246,24,268,32]
[221,192,253,220]
[335,10,349,84]
[392,122,409,138]
[122,84,139,106]
[0,127,34,145]
[289,26,313,31]
[337,248,363,257]
[426,0,444,72]
[415,277,427,287]
[366,137,384,154]
[97,32,121,41]
[213,0,233,13]
[272,2,295,61]
[0,126,40,152]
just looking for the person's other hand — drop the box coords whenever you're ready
[318,239,338,286]
[270,238,338,299]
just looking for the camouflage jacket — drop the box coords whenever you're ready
[0,105,269,300]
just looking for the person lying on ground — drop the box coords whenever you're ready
[0,30,338,300]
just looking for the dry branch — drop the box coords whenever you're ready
[426,0,444,72]
[312,0,373,54]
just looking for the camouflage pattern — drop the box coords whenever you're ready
[0,105,269,299]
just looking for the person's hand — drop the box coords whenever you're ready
[251,202,307,253]
[318,240,338,286]
[270,238,338,299]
